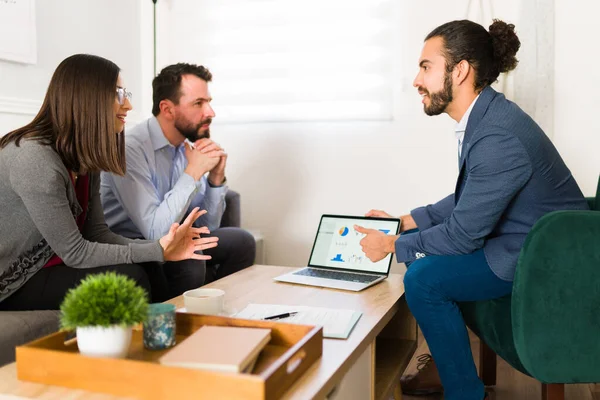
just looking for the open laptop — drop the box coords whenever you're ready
[274,214,401,291]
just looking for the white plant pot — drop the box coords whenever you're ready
[76,325,133,358]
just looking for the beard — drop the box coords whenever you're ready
[174,116,212,141]
[421,71,454,116]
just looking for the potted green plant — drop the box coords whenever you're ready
[60,272,149,358]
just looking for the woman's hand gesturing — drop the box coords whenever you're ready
[158,208,219,261]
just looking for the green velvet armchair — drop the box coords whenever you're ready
[459,176,600,400]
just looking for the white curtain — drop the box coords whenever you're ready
[159,0,394,123]
[466,0,555,137]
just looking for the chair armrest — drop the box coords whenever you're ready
[220,190,241,228]
[512,210,600,382]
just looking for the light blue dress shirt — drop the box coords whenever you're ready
[100,117,227,240]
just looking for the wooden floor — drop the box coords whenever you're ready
[397,330,600,400]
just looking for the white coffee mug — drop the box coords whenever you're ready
[183,288,225,315]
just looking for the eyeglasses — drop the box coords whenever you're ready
[116,87,132,105]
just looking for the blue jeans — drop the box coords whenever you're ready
[403,249,512,400]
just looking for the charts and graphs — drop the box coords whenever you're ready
[309,216,400,274]
[331,253,344,262]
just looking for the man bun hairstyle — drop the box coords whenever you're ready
[488,19,520,74]
[425,19,521,91]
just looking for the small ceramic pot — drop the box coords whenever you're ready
[76,325,133,358]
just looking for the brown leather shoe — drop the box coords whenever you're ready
[400,353,444,395]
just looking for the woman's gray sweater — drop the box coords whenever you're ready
[0,140,164,302]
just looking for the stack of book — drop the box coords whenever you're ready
[159,325,272,374]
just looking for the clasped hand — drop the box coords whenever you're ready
[184,139,227,183]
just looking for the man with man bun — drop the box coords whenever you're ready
[355,20,588,400]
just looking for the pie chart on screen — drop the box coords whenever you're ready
[339,227,349,236]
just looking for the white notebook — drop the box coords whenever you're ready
[234,303,362,339]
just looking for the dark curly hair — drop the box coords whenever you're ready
[425,19,521,91]
[152,63,212,116]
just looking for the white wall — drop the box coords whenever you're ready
[553,0,600,196]
[0,0,155,134]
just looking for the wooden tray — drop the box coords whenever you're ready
[16,312,323,400]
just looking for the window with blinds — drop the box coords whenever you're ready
[163,0,394,123]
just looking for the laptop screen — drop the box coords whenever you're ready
[308,215,401,275]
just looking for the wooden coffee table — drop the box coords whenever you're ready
[0,265,416,400]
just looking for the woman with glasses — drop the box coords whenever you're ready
[0,54,219,310]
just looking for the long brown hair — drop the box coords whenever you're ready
[0,54,126,175]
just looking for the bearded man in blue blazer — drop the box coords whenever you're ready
[355,20,588,400]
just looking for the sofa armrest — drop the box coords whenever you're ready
[220,190,241,228]
[511,210,600,382]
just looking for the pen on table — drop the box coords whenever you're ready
[184,139,196,150]
[263,311,298,321]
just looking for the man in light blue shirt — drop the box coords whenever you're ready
[101,63,255,301]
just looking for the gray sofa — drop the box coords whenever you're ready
[0,190,241,366]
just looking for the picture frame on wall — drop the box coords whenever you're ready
[0,0,37,64]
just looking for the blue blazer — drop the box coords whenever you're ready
[395,86,588,281]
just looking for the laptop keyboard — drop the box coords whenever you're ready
[293,268,380,284]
